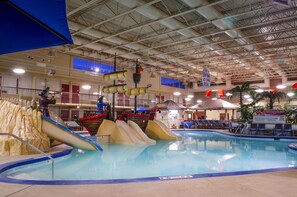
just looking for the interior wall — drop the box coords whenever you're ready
[0,49,194,104]
[206,109,236,120]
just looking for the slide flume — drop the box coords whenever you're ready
[127,120,156,144]
[42,116,102,151]
[146,120,179,140]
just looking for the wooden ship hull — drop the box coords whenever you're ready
[120,114,151,132]
[79,114,107,136]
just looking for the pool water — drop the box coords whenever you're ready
[2,131,297,182]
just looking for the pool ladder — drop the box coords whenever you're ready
[0,133,54,179]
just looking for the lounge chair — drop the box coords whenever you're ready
[273,124,283,136]
[283,124,292,136]
[249,123,258,135]
[257,123,266,135]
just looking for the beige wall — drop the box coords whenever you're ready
[206,109,237,120]
[0,49,195,105]
[1,49,295,108]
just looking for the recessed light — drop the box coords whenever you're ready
[196,100,202,103]
[93,92,99,95]
[173,92,181,96]
[211,97,218,100]
[187,95,194,98]
[185,97,191,101]
[82,84,91,90]
[226,92,232,96]
[287,92,294,97]
[13,68,25,74]
[276,84,287,89]
[255,89,264,93]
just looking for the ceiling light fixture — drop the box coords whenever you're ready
[255,89,264,93]
[276,84,287,89]
[287,92,294,97]
[173,92,181,96]
[196,100,202,103]
[13,68,25,74]
[185,97,191,101]
[211,97,218,100]
[226,92,232,96]
[244,95,251,99]
[187,95,194,98]
[82,84,91,90]
[93,92,99,95]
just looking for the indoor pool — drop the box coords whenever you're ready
[1,130,297,184]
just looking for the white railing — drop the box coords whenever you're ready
[0,133,54,179]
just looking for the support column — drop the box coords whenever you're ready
[282,76,287,85]
[32,76,36,98]
[264,77,270,88]
[69,81,73,104]
[225,109,227,120]
[225,78,232,89]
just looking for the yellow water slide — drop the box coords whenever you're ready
[97,120,156,145]
[146,120,179,140]
[127,120,156,144]
[116,120,146,144]
[97,119,135,145]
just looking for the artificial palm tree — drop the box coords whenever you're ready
[248,90,264,110]
[262,90,286,109]
[229,82,256,120]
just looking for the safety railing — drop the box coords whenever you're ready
[183,122,189,130]
[0,133,54,179]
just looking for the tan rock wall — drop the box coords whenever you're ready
[0,100,50,155]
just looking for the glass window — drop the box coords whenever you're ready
[72,57,114,74]
[161,77,185,89]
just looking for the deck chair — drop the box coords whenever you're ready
[249,123,258,135]
[257,124,266,135]
[273,124,283,136]
[283,124,292,136]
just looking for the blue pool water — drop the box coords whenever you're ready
[1,131,297,183]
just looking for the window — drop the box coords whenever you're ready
[161,77,185,89]
[72,57,114,74]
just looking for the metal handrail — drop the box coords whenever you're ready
[183,122,189,130]
[0,133,54,179]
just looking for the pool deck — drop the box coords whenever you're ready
[1,134,297,197]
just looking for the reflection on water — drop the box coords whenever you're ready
[4,131,297,180]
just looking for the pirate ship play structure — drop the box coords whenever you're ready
[79,55,154,136]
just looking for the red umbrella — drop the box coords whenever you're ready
[292,83,297,89]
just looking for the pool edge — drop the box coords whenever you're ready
[1,131,297,185]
